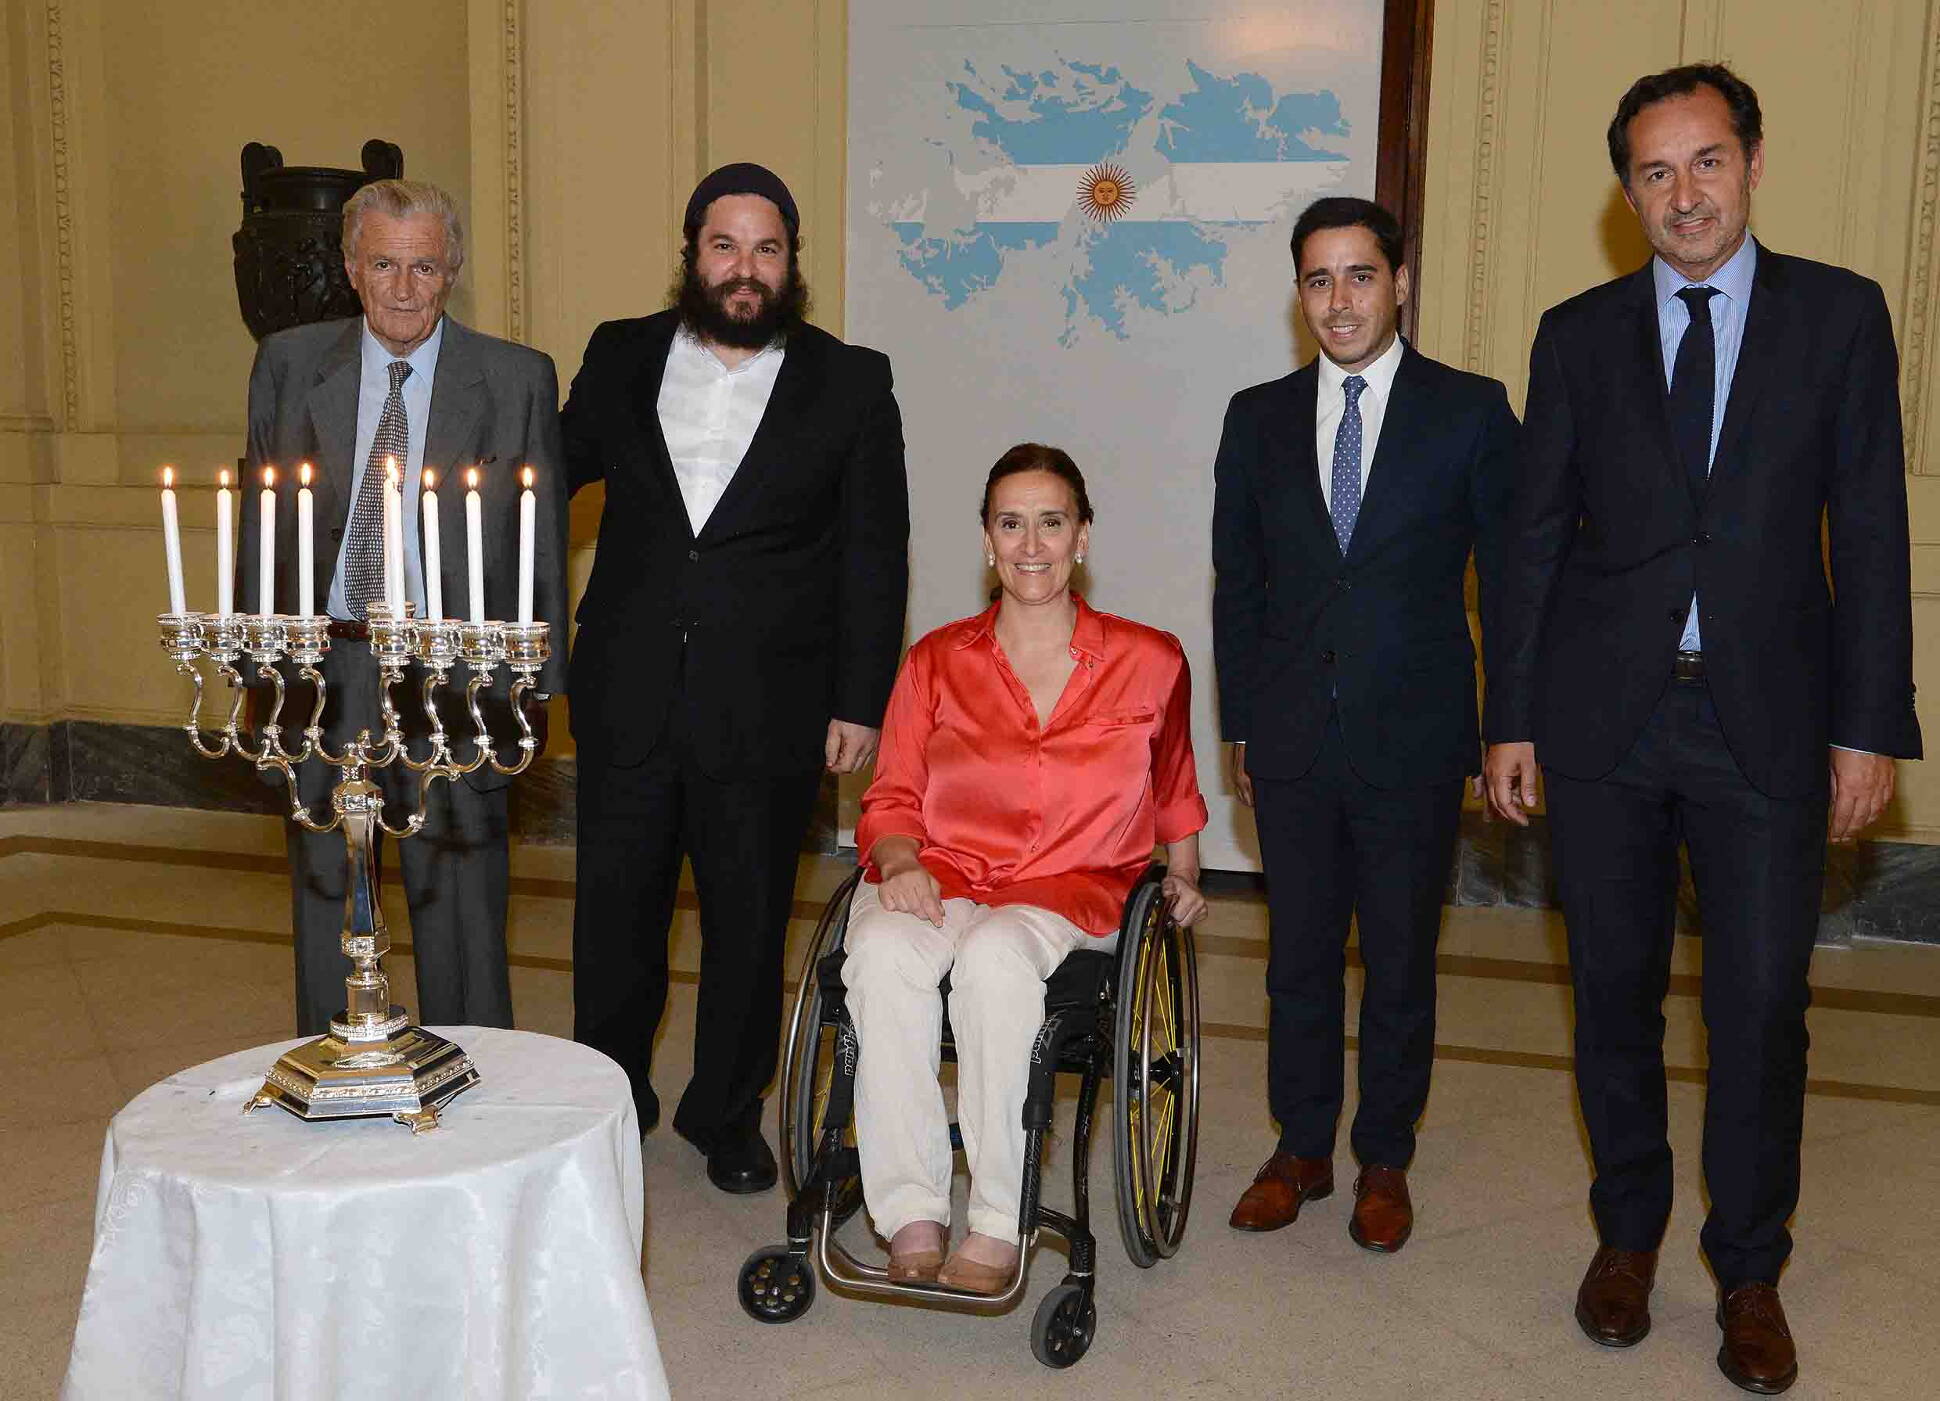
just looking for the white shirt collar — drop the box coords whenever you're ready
[1317,332,1406,401]
[673,323,785,373]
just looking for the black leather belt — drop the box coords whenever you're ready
[326,620,370,642]
[1671,650,1706,682]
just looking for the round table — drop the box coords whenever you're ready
[61,1028,669,1400]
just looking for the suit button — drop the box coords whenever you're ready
[1321,650,1337,664]
[1335,576,1350,591]
[1667,608,1683,623]
[1694,532,1712,546]
[688,549,699,561]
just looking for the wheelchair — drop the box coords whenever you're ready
[735,863,1201,1368]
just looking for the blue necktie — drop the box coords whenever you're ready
[1670,286,1719,497]
[1330,374,1366,552]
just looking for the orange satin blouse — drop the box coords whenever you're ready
[857,596,1208,936]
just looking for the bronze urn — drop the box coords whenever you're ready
[233,139,404,341]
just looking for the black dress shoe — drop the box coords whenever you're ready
[706,1128,778,1195]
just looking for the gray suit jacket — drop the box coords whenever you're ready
[239,315,569,697]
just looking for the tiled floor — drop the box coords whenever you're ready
[4,802,1937,1398]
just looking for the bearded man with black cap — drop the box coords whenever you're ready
[562,162,909,1193]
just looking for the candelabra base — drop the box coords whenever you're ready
[244,1018,479,1133]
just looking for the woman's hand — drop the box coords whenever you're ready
[1161,872,1208,927]
[1161,835,1208,927]
[870,837,947,928]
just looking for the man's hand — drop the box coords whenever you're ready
[519,691,551,761]
[1829,748,1895,842]
[1230,741,1254,808]
[1483,741,1541,826]
[871,836,945,927]
[825,720,880,774]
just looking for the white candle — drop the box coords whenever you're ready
[466,468,485,625]
[421,469,444,621]
[517,466,536,626]
[297,463,315,617]
[216,468,234,616]
[159,467,186,616]
[258,467,276,615]
[381,456,402,613]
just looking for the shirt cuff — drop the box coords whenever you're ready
[1155,795,1209,846]
[1831,745,1882,757]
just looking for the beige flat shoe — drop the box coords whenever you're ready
[886,1247,943,1283]
[936,1249,1018,1296]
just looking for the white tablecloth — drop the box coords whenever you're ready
[62,1028,669,1400]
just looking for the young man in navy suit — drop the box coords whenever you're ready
[1215,198,1518,1253]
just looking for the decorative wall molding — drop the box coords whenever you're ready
[1461,0,1505,373]
[44,1,78,432]
[500,0,526,343]
[1904,0,1940,475]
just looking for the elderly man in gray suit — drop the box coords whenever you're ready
[238,178,569,1036]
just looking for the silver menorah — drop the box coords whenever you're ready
[158,602,550,1132]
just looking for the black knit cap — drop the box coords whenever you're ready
[682,162,800,240]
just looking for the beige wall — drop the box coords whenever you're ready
[5,0,1940,837]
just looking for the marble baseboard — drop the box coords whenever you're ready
[1,721,1931,940]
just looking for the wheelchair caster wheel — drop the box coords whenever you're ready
[738,1246,817,1323]
[1030,1282,1096,1368]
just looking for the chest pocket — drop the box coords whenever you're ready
[1086,709,1155,729]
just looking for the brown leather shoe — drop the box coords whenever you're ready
[1717,1283,1797,1394]
[1574,1245,1658,1347]
[1347,1165,1412,1253]
[1228,1151,1333,1232]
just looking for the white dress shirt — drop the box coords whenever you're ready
[327,317,441,619]
[656,328,786,534]
[1315,333,1406,509]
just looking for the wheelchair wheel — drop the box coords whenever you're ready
[779,868,864,1225]
[738,1246,816,1323]
[1030,1282,1097,1368]
[1111,877,1201,1267]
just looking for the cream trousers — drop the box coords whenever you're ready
[841,879,1092,1244]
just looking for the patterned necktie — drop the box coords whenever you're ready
[1330,373,1367,552]
[1670,286,1719,496]
[342,359,412,620]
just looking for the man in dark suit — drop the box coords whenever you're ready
[562,163,909,1193]
[1484,65,1921,1394]
[1214,197,1517,1252]
[241,178,569,1038]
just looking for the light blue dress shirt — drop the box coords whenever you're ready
[326,317,442,619]
[1653,237,1756,652]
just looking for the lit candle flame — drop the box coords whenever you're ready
[466,467,479,491]
[262,466,275,488]
[424,467,437,490]
[299,462,312,488]
[161,465,174,489]
[219,468,230,489]
[385,455,398,486]
[521,466,534,489]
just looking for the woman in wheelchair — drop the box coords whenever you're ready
[846,443,1209,1294]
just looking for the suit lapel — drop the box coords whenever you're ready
[1707,247,1784,494]
[1625,266,1695,508]
[1346,344,1428,561]
[1276,363,1338,559]
[617,316,690,535]
[697,328,825,543]
[422,319,486,474]
[304,320,362,605]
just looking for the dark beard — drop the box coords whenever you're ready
[672,262,810,349]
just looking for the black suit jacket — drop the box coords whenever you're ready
[561,312,909,776]
[1213,342,1519,788]
[1484,244,1923,796]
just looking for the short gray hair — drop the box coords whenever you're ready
[343,178,466,274]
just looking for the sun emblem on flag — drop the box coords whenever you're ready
[1077,163,1136,222]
